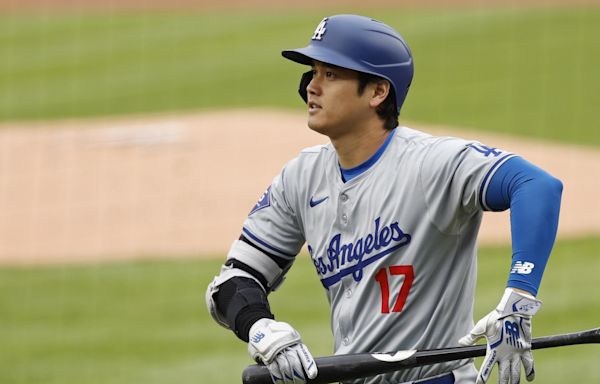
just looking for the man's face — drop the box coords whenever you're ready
[305,61,374,138]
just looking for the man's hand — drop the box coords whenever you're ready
[459,289,542,384]
[248,318,318,384]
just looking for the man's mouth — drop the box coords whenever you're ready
[308,101,321,111]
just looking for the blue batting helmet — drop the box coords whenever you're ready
[282,14,414,113]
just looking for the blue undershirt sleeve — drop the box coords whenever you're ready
[485,156,563,296]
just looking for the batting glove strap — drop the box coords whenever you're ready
[496,288,542,318]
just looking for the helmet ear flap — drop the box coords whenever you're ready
[298,71,313,103]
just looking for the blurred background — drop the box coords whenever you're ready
[0,1,598,383]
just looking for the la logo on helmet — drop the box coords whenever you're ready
[312,17,328,40]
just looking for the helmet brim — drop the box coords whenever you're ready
[282,45,369,74]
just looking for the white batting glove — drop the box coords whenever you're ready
[459,289,542,384]
[248,318,318,384]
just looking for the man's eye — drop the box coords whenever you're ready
[326,71,335,78]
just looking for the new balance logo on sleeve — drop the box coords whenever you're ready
[511,261,535,275]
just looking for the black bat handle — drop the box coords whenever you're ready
[242,353,384,384]
[531,327,600,349]
[242,327,600,384]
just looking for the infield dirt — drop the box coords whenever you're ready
[0,109,598,265]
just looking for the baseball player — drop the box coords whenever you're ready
[206,14,562,384]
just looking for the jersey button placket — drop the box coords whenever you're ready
[340,193,349,224]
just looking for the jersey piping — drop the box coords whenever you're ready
[242,227,296,258]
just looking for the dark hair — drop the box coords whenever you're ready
[357,72,399,130]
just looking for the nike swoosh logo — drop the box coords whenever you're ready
[309,196,328,207]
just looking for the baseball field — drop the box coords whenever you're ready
[0,1,598,384]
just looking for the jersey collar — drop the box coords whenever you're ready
[339,127,397,183]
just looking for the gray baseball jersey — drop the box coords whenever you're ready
[238,127,515,384]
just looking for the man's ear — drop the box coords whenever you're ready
[369,80,391,109]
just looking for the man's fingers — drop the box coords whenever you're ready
[468,293,539,384]
[510,359,521,384]
[521,351,535,382]
[476,348,497,384]
[262,342,316,384]
[458,326,484,346]
[286,348,306,384]
[475,371,486,384]
[458,333,477,346]
[460,313,494,346]
[275,353,294,383]
[267,361,284,384]
[296,344,318,379]
[498,359,510,384]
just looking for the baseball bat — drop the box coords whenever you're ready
[242,327,600,384]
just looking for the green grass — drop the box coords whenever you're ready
[0,236,598,383]
[0,8,599,145]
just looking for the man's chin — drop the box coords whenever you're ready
[307,118,328,136]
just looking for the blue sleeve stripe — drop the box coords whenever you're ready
[478,153,517,211]
[242,227,296,258]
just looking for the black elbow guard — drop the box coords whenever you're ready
[214,277,274,342]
